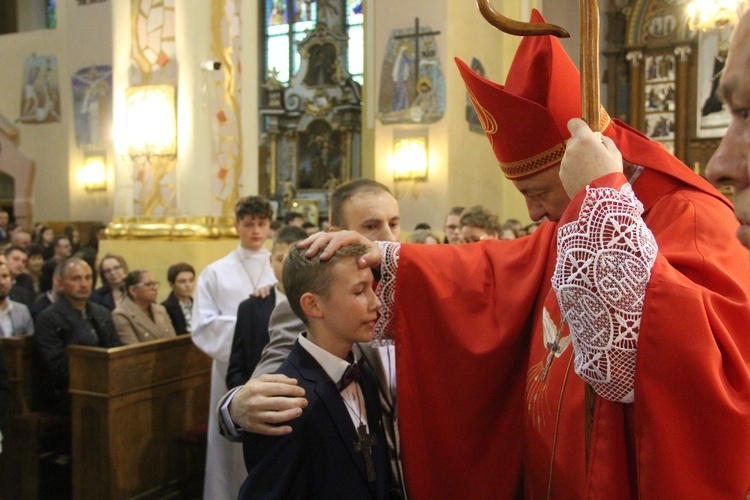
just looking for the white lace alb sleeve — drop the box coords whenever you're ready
[373,241,400,344]
[552,183,658,403]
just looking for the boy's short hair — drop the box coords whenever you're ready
[272,225,308,252]
[26,244,44,259]
[460,205,501,234]
[283,243,369,325]
[167,262,195,283]
[329,179,392,228]
[234,195,273,221]
[4,245,27,257]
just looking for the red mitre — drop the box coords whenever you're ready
[456,9,612,180]
[457,9,727,202]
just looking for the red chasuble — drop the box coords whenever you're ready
[391,148,750,498]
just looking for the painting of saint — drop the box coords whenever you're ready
[18,55,61,124]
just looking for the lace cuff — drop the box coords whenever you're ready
[373,241,400,344]
[552,183,658,403]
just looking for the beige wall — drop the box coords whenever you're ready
[0,0,602,230]
[0,0,113,225]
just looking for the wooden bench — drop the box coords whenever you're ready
[0,336,70,500]
[68,335,211,499]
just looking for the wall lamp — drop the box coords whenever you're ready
[124,85,177,156]
[392,129,428,181]
[80,152,107,192]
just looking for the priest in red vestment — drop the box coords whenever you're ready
[303,10,750,499]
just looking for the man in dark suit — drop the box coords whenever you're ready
[239,244,389,499]
[161,263,195,335]
[226,225,307,389]
[33,258,121,415]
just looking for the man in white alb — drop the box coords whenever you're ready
[192,196,276,499]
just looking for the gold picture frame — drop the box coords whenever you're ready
[289,198,321,225]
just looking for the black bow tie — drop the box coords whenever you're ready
[339,361,361,391]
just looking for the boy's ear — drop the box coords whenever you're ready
[300,292,324,319]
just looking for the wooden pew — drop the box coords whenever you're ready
[0,336,70,500]
[68,335,211,500]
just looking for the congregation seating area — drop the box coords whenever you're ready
[0,335,211,500]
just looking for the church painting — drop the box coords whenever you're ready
[71,65,112,148]
[643,53,676,154]
[696,25,732,138]
[18,54,61,124]
[297,119,342,190]
[377,23,445,125]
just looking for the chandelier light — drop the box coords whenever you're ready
[687,0,748,31]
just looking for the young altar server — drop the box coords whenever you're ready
[239,243,390,499]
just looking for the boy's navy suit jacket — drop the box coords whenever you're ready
[239,339,390,499]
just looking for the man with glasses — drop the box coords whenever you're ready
[441,206,464,244]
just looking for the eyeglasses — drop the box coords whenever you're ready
[444,225,461,232]
[102,264,123,275]
[136,281,160,289]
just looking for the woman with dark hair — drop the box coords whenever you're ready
[63,225,81,254]
[34,225,55,260]
[112,270,176,344]
[90,253,128,311]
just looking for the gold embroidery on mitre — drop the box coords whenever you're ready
[467,88,498,145]
[499,143,567,180]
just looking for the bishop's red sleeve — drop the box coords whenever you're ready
[558,171,750,498]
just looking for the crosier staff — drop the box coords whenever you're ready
[475,0,602,465]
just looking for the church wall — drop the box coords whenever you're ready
[0,0,113,224]
[371,0,549,230]
[372,0,450,231]
[446,0,528,227]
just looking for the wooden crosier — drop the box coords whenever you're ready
[475,0,602,466]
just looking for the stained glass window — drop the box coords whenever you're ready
[263,0,364,86]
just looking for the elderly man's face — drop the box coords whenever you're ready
[512,166,572,223]
[706,12,750,250]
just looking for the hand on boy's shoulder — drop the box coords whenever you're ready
[230,373,308,436]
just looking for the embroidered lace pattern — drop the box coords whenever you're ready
[552,183,658,403]
[373,241,400,344]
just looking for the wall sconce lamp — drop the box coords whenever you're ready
[124,85,177,156]
[80,152,107,192]
[392,130,428,181]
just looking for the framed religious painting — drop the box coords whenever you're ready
[643,53,677,154]
[289,198,321,225]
